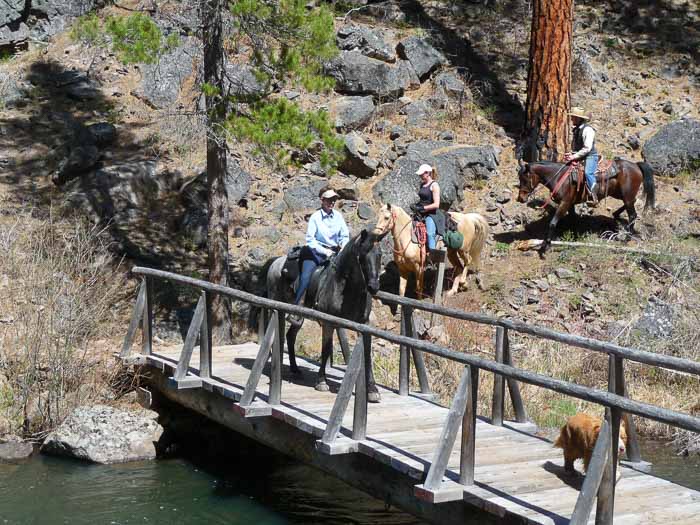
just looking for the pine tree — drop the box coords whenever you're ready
[523,0,574,162]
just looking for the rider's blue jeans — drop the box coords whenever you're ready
[584,153,599,191]
[425,215,437,250]
[294,249,325,305]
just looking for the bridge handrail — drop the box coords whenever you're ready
[374,291,700,377]
[130,266,700,433]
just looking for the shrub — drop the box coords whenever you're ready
[106,13,179,64]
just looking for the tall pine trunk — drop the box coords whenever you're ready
[203,0,232,343]
[523,0,574,162]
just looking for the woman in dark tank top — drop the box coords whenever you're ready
[415,164,441,250]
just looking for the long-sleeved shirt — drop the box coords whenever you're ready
[305,208,350,258]
[571,123,596,160]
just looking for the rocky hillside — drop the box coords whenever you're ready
[1,1,699,441]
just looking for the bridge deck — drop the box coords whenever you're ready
[143,343,700,525]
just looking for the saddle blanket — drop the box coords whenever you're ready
[571,159,617,185]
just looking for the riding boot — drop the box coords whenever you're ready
[587,183,599,207]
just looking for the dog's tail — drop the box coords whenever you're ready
[553,425,569,449]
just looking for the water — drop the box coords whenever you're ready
[0,455,424,525]
[1,441,697,524]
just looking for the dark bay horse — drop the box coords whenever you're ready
[261,229,383,401]
[517,159,655,255]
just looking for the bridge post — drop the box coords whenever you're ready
[597,358,624,524]
[141,276,153,356]
[619,371,642,464]
[399,306,413,396]
[352,334,371,440]
[240,318,277,406]
[424,365,472,490]
[491,326,506,426]
[120,279,147,358]
[174,293,207,380]
[570,417,611,525]
[269,310,284,405]
[503,329,529,423]
[459,365,479,485]
[200,291,212,379]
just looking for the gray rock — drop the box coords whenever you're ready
[53,71,101,100]
[372,140,499,209]
[137,37,198,109]
[0,72,25,108]
[635,297,676,339]
[390,125,406,140]
[180,157,252,212]
[0,0,23,26]
[404,100,430,127]
[662,101,674,115]
[0,441,33,463]
[332,95,375,131]
[224,62,267,99]
[336,25,396,62]
[364,2,407,24]
[283,178,328,212]
[41,405,163,464]
[438,130,454,141]
[434,71,468,100]
[396,36,447,80]
[627,133,641,150]
[554,268,575,280]
[325,51,415,98]
[87,122,117,147]
[53,145,100,185]
[357,202,375,220]
[180,207,208,248]
[340,133,377,178]
[642,118,700,176]
[0,21,28,48]
[572,53,599,87]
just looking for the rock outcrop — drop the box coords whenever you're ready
[642,118,700,176]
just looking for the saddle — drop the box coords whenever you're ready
[571,158,618,186]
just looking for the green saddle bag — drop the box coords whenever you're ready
[444,230,464,250]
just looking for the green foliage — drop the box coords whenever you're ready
[106,13,179,64]
[540,398,578,429]
[494,242,510,254]
[226,98,344,168]
[221,0,341,169]
[0,49,15,63]
[71,12,179,65]
[70,12,103,45]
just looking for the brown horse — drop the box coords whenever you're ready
[516,159,655,255]
[374,204,489,297]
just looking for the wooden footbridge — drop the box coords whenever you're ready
[120,267,700,525]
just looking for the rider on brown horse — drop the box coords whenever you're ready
[564,107,599,206]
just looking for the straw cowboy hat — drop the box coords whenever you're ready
[569,106,591,120]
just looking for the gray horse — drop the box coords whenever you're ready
[261,229,382,402]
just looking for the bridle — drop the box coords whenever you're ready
[521,162,571,204]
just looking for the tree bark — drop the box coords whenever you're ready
[523,0,574,162]
[203,0,232,343]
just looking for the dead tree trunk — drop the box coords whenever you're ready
[523,0,574,162]
[203,0,232,343]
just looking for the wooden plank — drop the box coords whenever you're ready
[423,366,471,490]
[120,280,147,358]
[315,436,360,455]
[460,365,478,485]
[321,336,364,444]
[504,331,529,423]
[141,276,153,356]
[491,326,505,426]
[268,310,283,405]
[200,291,212,378]
[239,319,276,406]
[231,402,273,418]
[174,294,206,380]
[570,419,611,525]
[167,376,203,390]
[399,305,412,396]
[352,333,369,441]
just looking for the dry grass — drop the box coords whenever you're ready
[0,206,130,440]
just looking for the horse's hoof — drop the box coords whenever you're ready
[368,391,381,403]
[315,381,330,392]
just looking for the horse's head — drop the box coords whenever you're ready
[517,160,538,203]
[355,229,382,295]
[372,203,394,239]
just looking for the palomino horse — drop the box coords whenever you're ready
[517,159,655,256]
[374,204,490,298]
[259,230,383,401]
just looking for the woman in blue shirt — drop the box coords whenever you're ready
[290,188,350,325]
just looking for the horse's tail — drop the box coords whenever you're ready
[469,213,490,270]
[637,161,656,212]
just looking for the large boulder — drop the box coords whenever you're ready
[331,95,375,131]
[0,441,33,463]
[41,405,163,464]
[137,37,198,109]
[434,71,469,101]
[283,178,329,212]
[336,24,396,63]
[373,140,499,210]
[397,36,447,80]
[224,62,268,99]
[339,132,378,178]
[0,0,23,27]
[642,118,700,176]
[325,51,417,98]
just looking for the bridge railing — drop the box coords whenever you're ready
[122,266,700,525]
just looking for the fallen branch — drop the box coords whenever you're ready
[515,239,692,259]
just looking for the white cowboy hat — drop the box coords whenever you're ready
[320,189,339,200]
[415,164,433,176]
[569,106,591,120]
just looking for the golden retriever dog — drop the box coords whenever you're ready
[554,413,628,478]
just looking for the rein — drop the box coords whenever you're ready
[540,163,576,209]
